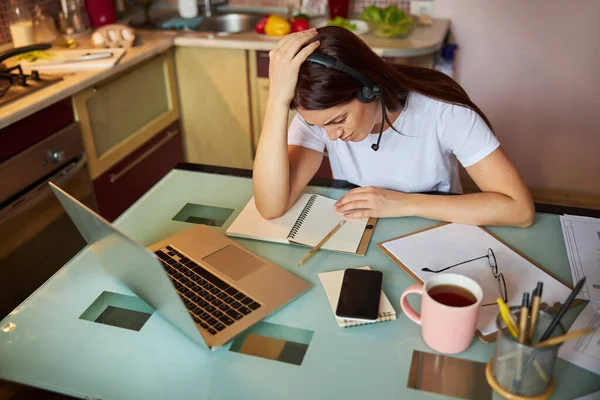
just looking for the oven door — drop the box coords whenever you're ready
[0,155,97,318]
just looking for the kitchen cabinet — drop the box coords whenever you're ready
[176,46,254,169]
[93,121,184,221]
[73,50,180,180]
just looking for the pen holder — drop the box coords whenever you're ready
[486,307,565,400]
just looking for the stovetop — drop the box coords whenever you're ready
[0,64,63,107]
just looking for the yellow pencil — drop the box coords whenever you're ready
[497,298,519,338]
[298,220,346,266]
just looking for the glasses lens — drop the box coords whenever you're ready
[488,248,497,274]
[498,273,507,302]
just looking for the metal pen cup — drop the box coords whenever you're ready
[487,307,564,399]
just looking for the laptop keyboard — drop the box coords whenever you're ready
[155,245,261,336]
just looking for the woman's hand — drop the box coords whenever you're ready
[268,29,320,107]
[334,186,414,219]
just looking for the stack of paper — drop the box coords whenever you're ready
[559,215,600,301]
[558,302,600,375]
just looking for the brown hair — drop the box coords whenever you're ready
[290,26,493,131]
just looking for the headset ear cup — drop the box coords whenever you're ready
[357,86,376,103]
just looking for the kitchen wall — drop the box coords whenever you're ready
[0,0,59,44]
[434,0,600,203]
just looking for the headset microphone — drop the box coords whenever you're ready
[371,95,386,151]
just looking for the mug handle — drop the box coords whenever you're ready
[400,284,424,325]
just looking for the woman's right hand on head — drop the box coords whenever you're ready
[267,29,320,107]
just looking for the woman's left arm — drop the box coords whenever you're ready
[335,147,535,227]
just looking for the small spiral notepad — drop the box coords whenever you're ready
[226,194,372,254]
[319,267,396,328]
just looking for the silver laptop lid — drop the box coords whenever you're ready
[50,183,207,349]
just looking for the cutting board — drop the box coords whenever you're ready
[19,48,126,71]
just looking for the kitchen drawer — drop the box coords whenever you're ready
[93,121,183,221]
[0,99,73,163]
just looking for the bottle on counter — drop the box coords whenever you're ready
[9,0,35,48]
[33,5,58,43]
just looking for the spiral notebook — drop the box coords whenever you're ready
[318,267,396,328]
[226,194,376,255]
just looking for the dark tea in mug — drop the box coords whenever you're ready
[428,284,477,307]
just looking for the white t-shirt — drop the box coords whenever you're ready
[288,92,500,194]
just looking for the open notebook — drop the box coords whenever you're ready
[226,194,375,254]
[318,267,396,328]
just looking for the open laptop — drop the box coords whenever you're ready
[50,183,310,349]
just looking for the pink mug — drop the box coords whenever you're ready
[400,273,483,354]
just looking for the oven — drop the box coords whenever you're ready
[0,100,98,319]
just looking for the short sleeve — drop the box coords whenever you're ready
[437,103,500,167]
[287,114,326,152]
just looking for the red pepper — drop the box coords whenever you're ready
[291,18,310,32]
[254,15,270,34]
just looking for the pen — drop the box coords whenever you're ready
[497,298,519,338]
[298,220,346,266]
[534,328,594,348]
[518,292,530,344]
[539,277,586,342]
[528,282,543,342]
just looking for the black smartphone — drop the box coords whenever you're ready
[335,268,383,321]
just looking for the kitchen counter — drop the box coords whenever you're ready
[0,32,175,131]
[0,19,448,130]
[174,18,449,57]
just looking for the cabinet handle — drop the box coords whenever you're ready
[109,129,179,184]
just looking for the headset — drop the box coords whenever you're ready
[305,52,385,151]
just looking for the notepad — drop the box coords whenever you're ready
[226,194,372,254]
[378,223,573,340]
[318,267,396,328]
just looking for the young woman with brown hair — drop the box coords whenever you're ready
[253,27,534,228]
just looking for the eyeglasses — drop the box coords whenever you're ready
[421,248,507,307]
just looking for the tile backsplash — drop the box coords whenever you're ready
[0,0,60,45]
[0,0,411,45]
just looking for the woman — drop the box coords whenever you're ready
[253,27,534,227]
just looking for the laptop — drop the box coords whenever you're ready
[50,183,310,349]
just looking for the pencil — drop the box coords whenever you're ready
[528,282,543,341]
[518,292,530,344]
[297,220,346,266]
[497,298,519,338]
[539,277,586,342]
[534,328,594,349]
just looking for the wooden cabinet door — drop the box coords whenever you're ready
[93,121,184,221]
[73,51,180,180]
[176,47,254,169]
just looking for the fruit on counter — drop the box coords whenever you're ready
[254,15,269,34]
[265,15,292,36]
[326,16,357,31]
[292,13,309,21]
[291,18,309,32]
[256,14,310,36]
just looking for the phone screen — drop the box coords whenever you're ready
[335,269,383,321]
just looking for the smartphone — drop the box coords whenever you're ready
[335,268,383,321]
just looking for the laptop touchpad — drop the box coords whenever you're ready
[203,245,265,281]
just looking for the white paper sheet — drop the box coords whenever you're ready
[559,215,600,301]
[558,302,600,375]
[381,223,572,336]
